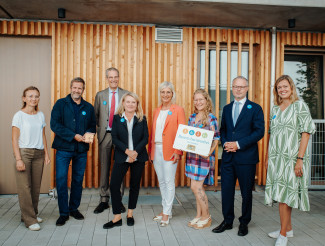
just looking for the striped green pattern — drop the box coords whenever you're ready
[265,100,316,211]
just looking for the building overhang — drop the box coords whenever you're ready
[1,0,325,31]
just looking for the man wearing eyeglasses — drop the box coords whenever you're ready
[94,67,128,214]
[212,76,264,236]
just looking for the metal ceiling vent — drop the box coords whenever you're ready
[155,28,183,43]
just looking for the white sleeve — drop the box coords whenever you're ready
[12,112,21,129]
[40,112,46,128]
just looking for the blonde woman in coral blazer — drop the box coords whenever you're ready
[149,81,186,227]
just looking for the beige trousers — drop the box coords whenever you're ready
[15,148,44,227]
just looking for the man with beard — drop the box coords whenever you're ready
[51,77,96,226]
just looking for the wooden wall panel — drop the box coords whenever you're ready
[1,20,275,187]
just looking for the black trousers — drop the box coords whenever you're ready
[110,161,145,215]
[221,161,256,225]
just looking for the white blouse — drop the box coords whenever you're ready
[122,112,136,163]
[12,111,46,149]
[154,110,169,144]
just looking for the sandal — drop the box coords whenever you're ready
[188,217,201,228]
[153,214,172,221]
[160,217,169,227]
[193,215,211,229]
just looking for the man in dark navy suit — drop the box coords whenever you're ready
[212,76,264,236]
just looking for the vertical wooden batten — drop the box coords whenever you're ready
[3,20,305,187]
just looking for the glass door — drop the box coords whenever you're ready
[284,53,325,188]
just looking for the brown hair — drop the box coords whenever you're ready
[273,75,299,106]
[22,86,40,111]
[193,88,213,127]
[116,92,144,122]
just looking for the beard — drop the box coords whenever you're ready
[71,92,82,100]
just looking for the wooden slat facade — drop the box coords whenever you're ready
[2,20,322,188]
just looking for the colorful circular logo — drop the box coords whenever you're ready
[120,118,125,122]
[189,130,195,135]
[272,115,276,119]
[103,101,107,105]
[168,111,172,115]
[82,111,86,115]
[183,128,189,134]
[247,104,252,109]
[202,133,208,138]
[199,124,203,128]
[195,131,201,137]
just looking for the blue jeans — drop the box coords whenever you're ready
[56,150,87,216]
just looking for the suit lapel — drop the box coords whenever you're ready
[120,115,128,130]
[164,104,174,129]
[152,106,162,134]
[132,116,138,130]
[228,101,235,129]
[234,99,250,127]
[118,87,123,102]
[104,88,110,116]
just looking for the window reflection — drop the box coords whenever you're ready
[284,54,324,119]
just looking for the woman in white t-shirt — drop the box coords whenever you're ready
[11,86,50,231]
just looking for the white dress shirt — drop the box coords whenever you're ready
[107,87,119,130]
[122,112,137,162]
[232,97,247,121]
[230,97,247,149]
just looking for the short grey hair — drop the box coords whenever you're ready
[105,67,119,78]
[232,76,249,86]
[158,81,176,104]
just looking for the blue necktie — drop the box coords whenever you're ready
[233,102,239,126]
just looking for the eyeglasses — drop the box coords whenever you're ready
[194,98,206,103]
[108,76,119,80]
[232,85,248,90]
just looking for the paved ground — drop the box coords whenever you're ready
[0,187,324,246]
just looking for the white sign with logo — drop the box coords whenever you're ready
[173,124,214,156]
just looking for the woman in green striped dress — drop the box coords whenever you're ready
[265,75,316,246]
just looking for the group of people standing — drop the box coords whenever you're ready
[12,67,315,246]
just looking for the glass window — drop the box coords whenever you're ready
[284,54,324,119]
[199,48,249,120]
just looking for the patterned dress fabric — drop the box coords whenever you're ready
[185,113,220,185]
[265,100,316,211]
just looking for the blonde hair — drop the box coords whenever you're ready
[158,81,176,104]
[193,88,213,127]
[273,75,299,106]
[116,92,144,121]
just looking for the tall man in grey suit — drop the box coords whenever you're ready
[94,67,128,214]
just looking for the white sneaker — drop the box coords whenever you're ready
[275,234,288,246]
[268,229,293,238]
[28,223,41,231]
[37,217,43,223]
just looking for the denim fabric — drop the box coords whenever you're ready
[55,150,87,216]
